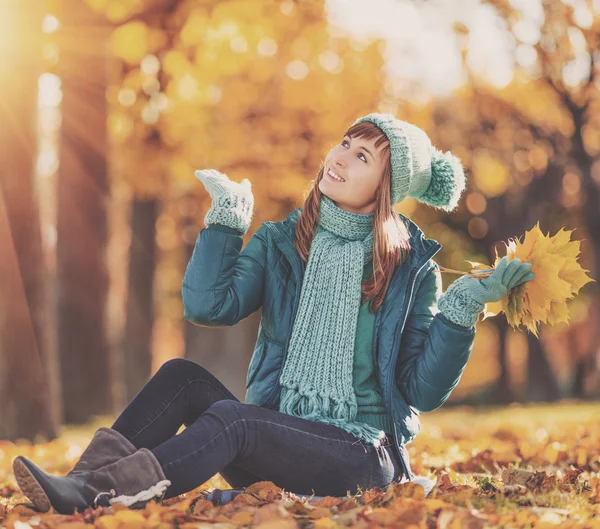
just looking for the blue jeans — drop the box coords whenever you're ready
[111,358,403,498]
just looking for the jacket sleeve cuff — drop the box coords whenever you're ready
[205,224,244,236]
[437,282,484,328]
[438,312,476,331]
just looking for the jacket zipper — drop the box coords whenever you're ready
[388,244,441,480]
[387,246,440,401]
[392,268,419,480]
[372,311,380,377]
[263,223,304,407]
[376,243,441,401]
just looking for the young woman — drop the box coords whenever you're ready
[14,113,534,514]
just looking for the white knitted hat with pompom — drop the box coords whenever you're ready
[353,113,466,211]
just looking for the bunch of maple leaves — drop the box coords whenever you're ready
[443,223,594,336]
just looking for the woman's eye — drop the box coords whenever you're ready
[341,140,367,162]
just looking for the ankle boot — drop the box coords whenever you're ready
[68,427,137,476]
[14,427,137,512]
[13,448,170,514]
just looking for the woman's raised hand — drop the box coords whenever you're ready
[194,169,254,235]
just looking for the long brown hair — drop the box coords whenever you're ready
[294,121,412,314]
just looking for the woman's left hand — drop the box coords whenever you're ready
[437,256,535,328]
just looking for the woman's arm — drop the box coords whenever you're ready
[182,223,268,327]
[395,263,476,413]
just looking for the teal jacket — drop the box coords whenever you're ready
[182,208,476,481]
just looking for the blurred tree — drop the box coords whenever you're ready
[0,2,57,439]
[481,0,600,395]
[402,3,600,402]
[169,0,387,394]
[429,0,600,401]
[57,0,113,423]
[79,0,181,404]
[428,80,567,402]
[97,0,388,395]
[122,197,158,401]
[120,0,178,402]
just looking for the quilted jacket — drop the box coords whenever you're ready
[182,208,477,481]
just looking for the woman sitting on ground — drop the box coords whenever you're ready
[13,113,534,513]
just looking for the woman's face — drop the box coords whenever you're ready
[319,134,388,214]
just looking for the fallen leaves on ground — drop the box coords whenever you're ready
[3,403,600,528]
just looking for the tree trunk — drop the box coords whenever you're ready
[570,102,600,397]
[123,199,159,401]
[492,318,515,403]
[526,332,561,402]
[57,0,112,423]
[574,297,600,399]
[569,324,590,398]
[182,237,261,400]
[183,314,262,400]
[0,2,57,440]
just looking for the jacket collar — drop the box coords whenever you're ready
[268,207,442,268]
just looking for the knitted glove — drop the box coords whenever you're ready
[195,169,254,235]
[438,256,535,328]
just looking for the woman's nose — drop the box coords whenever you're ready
[332,155,346,168]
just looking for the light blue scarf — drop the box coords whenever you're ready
[278,195,386,446]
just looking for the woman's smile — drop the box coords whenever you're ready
[326,167,345,183]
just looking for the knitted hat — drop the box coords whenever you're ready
[352,113,466,211]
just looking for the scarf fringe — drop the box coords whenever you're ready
[280,385,386,446]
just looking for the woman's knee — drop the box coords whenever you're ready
[205,399,247,423]
[157,358,211,381]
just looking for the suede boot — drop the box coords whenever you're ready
[13,448,170,514]
[68,427,137,476]
[14,427,138,512]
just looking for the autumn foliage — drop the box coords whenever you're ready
[3,403,600,528]
[2,0,598,523]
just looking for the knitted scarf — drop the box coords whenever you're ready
[278,194,386,446]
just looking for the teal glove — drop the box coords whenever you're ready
[195,169,254,235]
[438,256,535,328]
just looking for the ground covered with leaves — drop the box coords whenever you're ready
[2,402,600,528]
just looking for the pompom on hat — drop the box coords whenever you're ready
[352,113,466,211]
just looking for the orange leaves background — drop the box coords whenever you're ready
[34,0,600,406]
